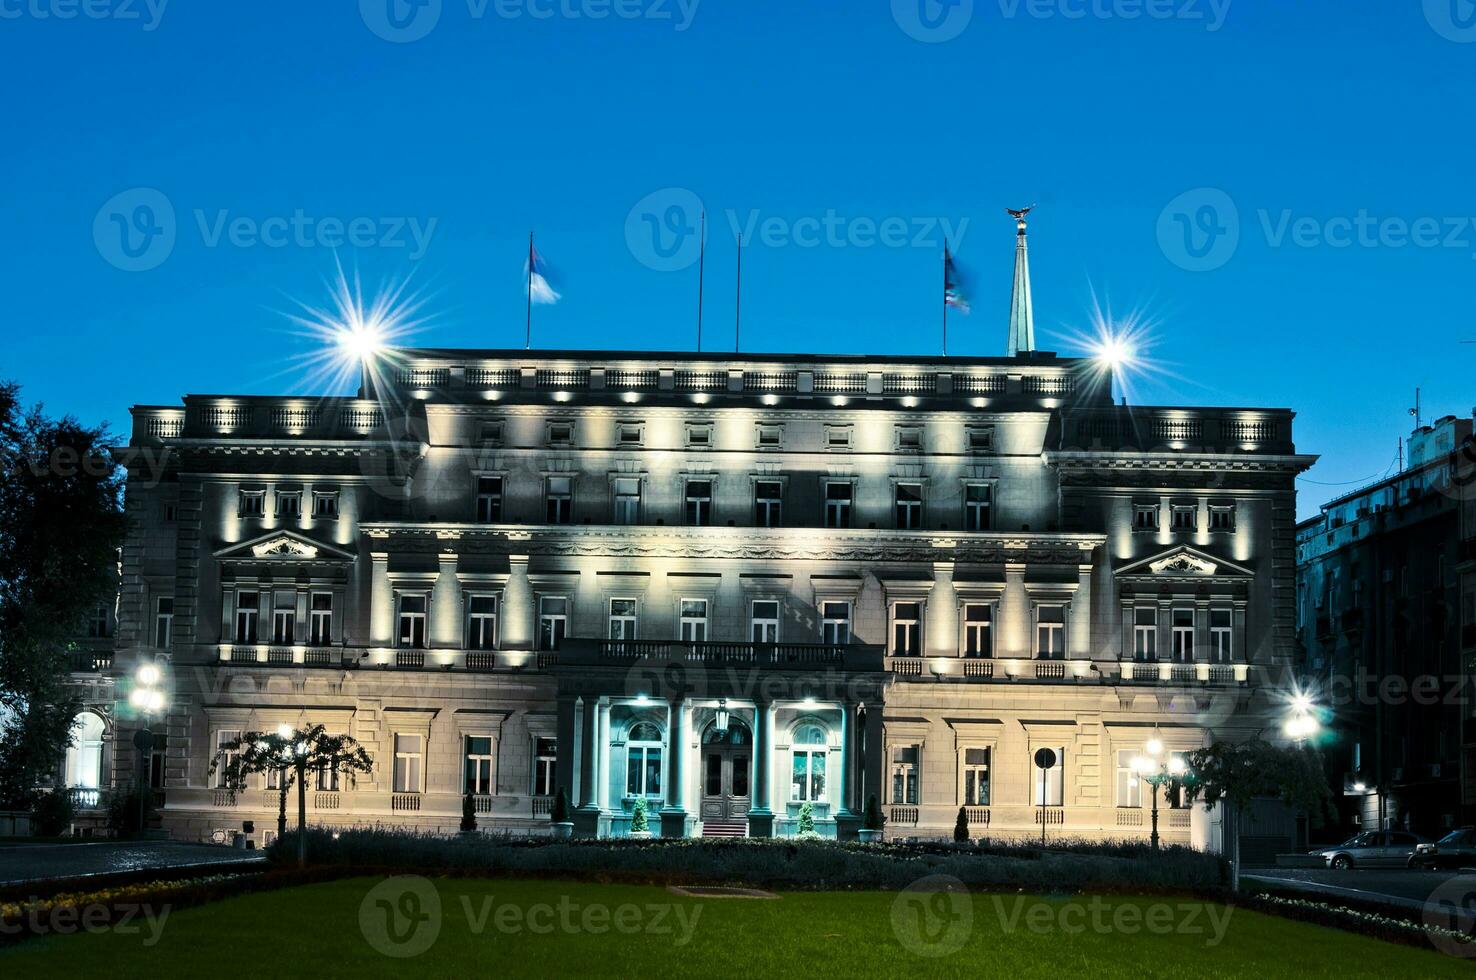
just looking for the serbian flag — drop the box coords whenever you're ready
[525,239,561,305]
[944,246,969,313]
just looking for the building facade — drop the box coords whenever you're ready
[1295,413,1476,839]
[102,337,1311,846]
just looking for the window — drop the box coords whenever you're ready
[891,601,921,654]
[163,503,178,522]
[149,738,167,790]
[464,735,495,795]
[547,421,574,446]
[1171,608,1194,662]
[88,604,110,638]
[612,477,642,525]
[315,759,340,792]
[679,599,709,642]
[625,722,663,797]
[1031,746,1065,806]
[896,426,923,452]
[791,725,827,802]
[890,746,919,804]
[1209,505,1235,532]
[153,596,174,650]
[824,482,853,529]
[397,595,427,649]
[312,491,339,518]
[1210,608,1232,662]
[821,601,851,645]
[755,481,783,528]
[685,423,712,448]
[1132,503,1158,532]
[756,424,783,450]
[1165,752,1189,807]
[1133,607,1158,661]
[392,734,423,793]
[538,597,568,650]
[275,491,302,519]
[238,489,265,517]
[467,595,498,650]
[825,425,853,450]
[309,592,333,645]
[895,483,923,529]
[476,477,503,523]
[545,476,572,524]
[966,426,995,453]
[962,603,992,657]
[1116,751,1142,808]
[608,598,638,640]
[1036,604,1066,658]
[684,480,713,526]
[65,712,106,789]
[272,591,296,644]
[616,421,643,446]
[1171,504,1197,532]
[750,600,780,643]
[478,421,504,445]
[234,591,259,643]
[963,747,991,805]
[533,737,557,796]
[214,730,241,789]
[964,483,992,531]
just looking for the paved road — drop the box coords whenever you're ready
[1245,867,1476,929]
[0,841,265,886]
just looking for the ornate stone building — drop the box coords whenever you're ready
[105,331,1311,845]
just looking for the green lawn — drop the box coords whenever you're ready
[1,877,1467,978]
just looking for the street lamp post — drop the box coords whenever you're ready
[127,663,166,835]
[1133,735,1186,852]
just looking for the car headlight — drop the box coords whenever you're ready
[1416,844,1435,853]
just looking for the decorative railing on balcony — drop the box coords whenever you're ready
[267,647,295,666]
[213,789,238,807]
[315,792,340,810]
[304,648,337,667]
[68,787,102,809]
[69,650,113,672]
[891,658,924,677]
[391,793,422,812]
[1035,662,1067,680]
[549,639,883,672]
[889,806,920,826]
[531,796,554,817]
[466,651,497,671]
[962,660,994,680]
[1033,807,1065,826]
[472,795,494,814]
[964,806,991,827]
[1168,810,1191,829]
[1116,808,1144,827]
[395,649,426,669]
[1169,664,1196,683]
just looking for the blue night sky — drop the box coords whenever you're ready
[3,2,1474,518]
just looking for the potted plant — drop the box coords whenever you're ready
[550,787,574,840]
[953,805,970,844]
[859,794,884,843]
[628,797,652,839]
[795,801,819,839]
[460,792,478,835]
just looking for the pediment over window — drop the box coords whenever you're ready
[214,531,356,562]
[1115,546,1251,580]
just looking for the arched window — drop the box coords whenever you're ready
[791,724,827,802]
[626,722,663,798]
[64,712,105,789]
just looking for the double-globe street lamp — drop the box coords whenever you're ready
[1132,734,1187,852]
[127,662,166,834]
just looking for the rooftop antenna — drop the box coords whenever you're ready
[734,231,742,353]
[1397,437,1404,473]
[696,211,706,353]
[1409,387,1422,428]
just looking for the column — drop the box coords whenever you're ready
[834,701,861,840]
[748,701,774,837]
[926,562,957,657]
[862,702,885,820]
[501,554,535,650]
[660,696,688,838]
[597,703,611,811]
[573,697,601,837]
[431,550,460,650]
[1073,558,1093,659]
[555,695,577,804]
[1000,562,1029,658]
[369,552,393,646]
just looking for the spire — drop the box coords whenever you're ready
[1006,205,1036,356]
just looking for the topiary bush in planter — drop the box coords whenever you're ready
[859,795,884,842]
[954,806,970,844]
[795,801,818,838]
[460,793,477,833]
[550,788,573,839]
[629,798,650,838]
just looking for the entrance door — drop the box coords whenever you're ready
[699,720,752,821]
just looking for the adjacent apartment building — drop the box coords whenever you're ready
[1295,412,1476,839]
[89,227,1313,846]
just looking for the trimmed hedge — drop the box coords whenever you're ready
[270,829,1228,894]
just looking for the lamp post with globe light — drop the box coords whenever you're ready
[1132,733,1187,852]
[127,662,166,834]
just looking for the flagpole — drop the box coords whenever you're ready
[696,212,706,352]
[734,232,742,353]
[525,231,534,351]
[942,245,948,357]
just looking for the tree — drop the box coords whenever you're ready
[629,796,649,834]
[551,787,571,824]
[460,792,477,833]
[210,724,373,867]
[797,801,815,836]
[953,806,970,843]
[0,382,125,809]
[1179,739,1335,890]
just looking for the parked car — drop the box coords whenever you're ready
[1312,830,1430,869]
[1410,828,1476,870]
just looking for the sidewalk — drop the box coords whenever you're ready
[0,840,265,887]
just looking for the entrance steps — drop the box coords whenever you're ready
[701,820,747,838]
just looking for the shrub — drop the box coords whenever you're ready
[630,798,649,833]
[551,788,570,824]
[796,802,815,835]
[460,793,477,833]
[863,795,883,831]
[953,807,970,844]
[30,790,75,837]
